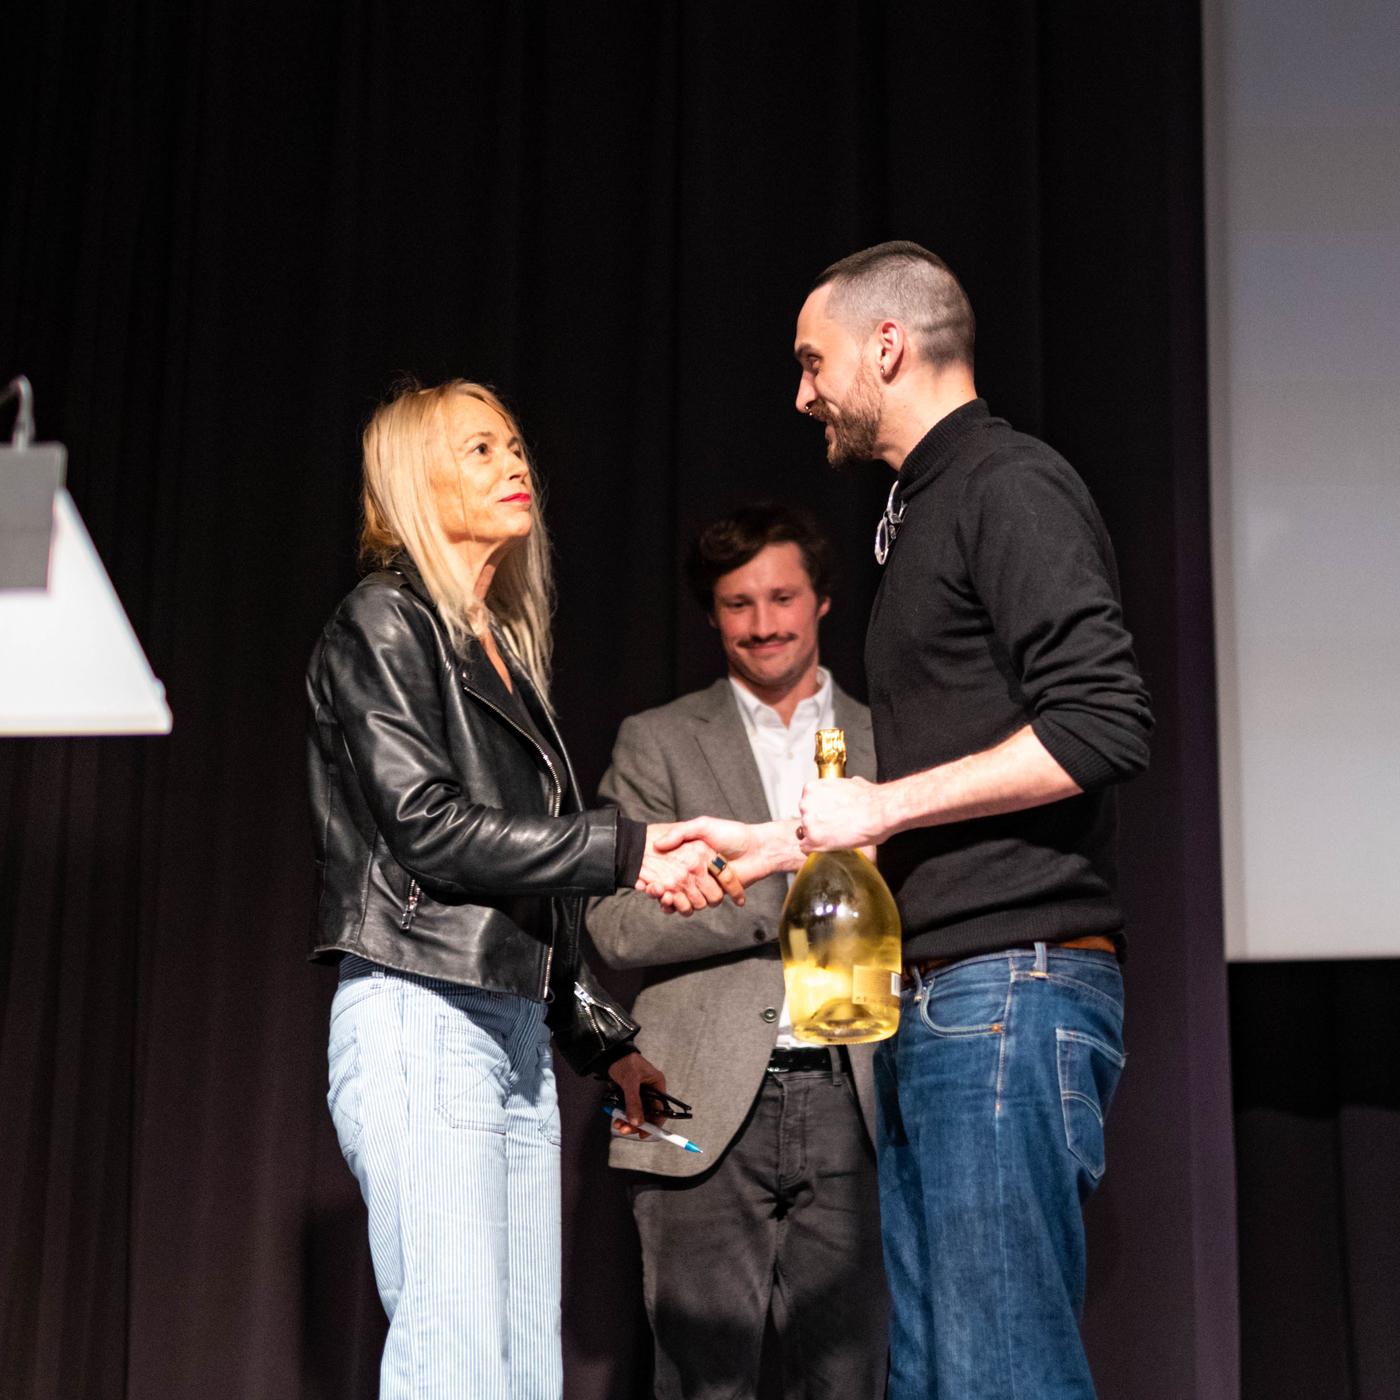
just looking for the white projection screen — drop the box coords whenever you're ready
[1205,0,1400,960]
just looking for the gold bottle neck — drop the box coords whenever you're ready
[814,726,847,780]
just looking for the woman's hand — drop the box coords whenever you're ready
[607,1051,669,1132]
[637,825,747,914]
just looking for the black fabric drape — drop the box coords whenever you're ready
[0,3,1253,1398]
[1231,962,1400,1400]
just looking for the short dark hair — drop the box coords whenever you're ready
[686,503,835,614]
[813,240,975,370]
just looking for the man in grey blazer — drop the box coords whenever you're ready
[588,505,888,1400]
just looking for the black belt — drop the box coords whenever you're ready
[766,1046,835,1074]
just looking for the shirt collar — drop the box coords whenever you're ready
[729,667,832,733]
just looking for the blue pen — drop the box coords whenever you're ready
[602,1106,703,1153]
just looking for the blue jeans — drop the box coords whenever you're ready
[876,942,1126,1400]
[328,960,562,1400]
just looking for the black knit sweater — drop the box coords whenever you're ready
[865,400,1153,962]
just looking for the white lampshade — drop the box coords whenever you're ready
[0,489,172,735]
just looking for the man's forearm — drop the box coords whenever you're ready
[752,819,807,877]
[877,726,1082,838]
[797,725,1083,853]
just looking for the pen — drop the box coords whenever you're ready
[601,1106,703,1153]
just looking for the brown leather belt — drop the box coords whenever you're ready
[901,934,1118,987]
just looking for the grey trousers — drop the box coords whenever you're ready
[628,1058,889,1400]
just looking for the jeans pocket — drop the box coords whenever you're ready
[535,1041,562,1147]
[917,978,1010,1037]
[435,1009,508,1133]
[327,1030,364,1164]
[329,974,385,1024]
[1056,1028,1127,1181]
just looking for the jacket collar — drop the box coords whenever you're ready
[690,672,876,815]
[833,686,876,780]
[692,680,774,827]
[383,551,433,606]
[382,552,582,809]
[687,680,786,921]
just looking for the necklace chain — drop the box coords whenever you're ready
[874,480,907,565]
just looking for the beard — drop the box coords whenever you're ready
[813,358,883,466]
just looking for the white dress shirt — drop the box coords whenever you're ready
[729,668,835,1050]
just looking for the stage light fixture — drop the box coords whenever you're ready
[0,376,172,735]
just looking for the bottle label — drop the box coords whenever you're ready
[852,964,900,1006]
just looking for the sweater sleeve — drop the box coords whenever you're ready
[956,450,1153,789]
[613,815,647,887]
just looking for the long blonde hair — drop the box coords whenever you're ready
[359,379,555,701]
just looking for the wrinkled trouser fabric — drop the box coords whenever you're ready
[877,942,1126,1400]
[629,1058,889,1400]
[328,960,562,1400]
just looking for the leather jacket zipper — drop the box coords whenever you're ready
[401,878,421,931]
[458,667,563,818]
[384,572,570,1002]
[459,665,563,999]
[574,982,630,1034]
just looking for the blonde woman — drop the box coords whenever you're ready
[307,379,742,1399]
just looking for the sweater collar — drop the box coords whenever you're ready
[895,398,990,500]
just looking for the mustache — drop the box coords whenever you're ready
[739,633,797,648]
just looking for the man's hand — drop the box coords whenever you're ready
[606,1050,669,1133]
[797,774,889,852]
[637,825,747,914]
[795,728,1082,850]
[653,817,804,887]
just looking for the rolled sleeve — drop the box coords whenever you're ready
[959,452,1154,789]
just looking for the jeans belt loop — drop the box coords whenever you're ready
[904,936,1115,994]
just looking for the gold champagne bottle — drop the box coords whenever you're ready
[777,728,902,1044]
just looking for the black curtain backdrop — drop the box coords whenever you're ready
[1231,961,1400,1400]
[5,3,1354,1397]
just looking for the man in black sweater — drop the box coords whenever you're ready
[658,242,1151,1399]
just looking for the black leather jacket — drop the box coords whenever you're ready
[306,556,638,1075]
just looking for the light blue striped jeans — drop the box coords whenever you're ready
[328,956,562,1400]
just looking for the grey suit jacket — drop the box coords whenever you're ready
[587,677,877,1178]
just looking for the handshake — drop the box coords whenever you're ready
[633,775,888,915]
